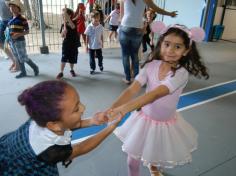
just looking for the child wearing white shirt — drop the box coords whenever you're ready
[104,3,120,42]
[84,11,104,74]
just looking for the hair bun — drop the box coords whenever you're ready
[18,88,31,105]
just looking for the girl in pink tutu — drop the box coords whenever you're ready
[108,22,209,176]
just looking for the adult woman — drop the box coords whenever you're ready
[119,0,177,84]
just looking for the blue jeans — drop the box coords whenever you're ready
[119,26,143,81]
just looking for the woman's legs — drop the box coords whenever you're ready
[127,155,141,176]
[130,34,143,78]
[119,27,143,82]
[119,30,131,82]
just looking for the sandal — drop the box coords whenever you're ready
[148,165,164,176]
[10,68,20,73]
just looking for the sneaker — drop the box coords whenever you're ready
[56,72,63,79]
[70,70,76,77]
[90,70,95,75]
[100,66,103,71]
[15,72,27,79]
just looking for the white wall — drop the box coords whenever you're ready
[214,6,236,40]
[159,0,206,28]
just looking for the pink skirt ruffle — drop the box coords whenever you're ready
[114,111,198,168]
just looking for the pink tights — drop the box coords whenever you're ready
[127,155,141,176]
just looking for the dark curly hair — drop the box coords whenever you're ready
[142,27,209,79]
[18,80,70,127]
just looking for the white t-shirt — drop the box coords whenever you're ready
[84,23,104,49]
[121,0,146,28]
[109,9,120,26]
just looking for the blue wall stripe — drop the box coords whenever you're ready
[72,80,236,140]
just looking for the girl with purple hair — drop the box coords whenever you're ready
[0,80,123,175]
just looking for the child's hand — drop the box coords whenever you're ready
[92,111,109,125]
[11,33,21,39]
[106,109,124,127]
[170,11,178,17]
[64,11,70,22]
[61,30,67,38]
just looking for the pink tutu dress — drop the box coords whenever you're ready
[114,60,198,168]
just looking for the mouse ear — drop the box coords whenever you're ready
[151,21,166,35]
[190,27,205,42]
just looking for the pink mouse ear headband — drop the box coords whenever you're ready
[151,21,205,45]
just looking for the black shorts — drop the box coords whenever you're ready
[109,25,118,32]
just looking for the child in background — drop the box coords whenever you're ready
[104,3,120,42]
[0,80,123,175]
[84,11,104,75]
[57,8,79,79]
[73,3,86,45]
[93,3,105,26]
[6,0,39,78]
[107,23,209,176]
[142,8,156,53]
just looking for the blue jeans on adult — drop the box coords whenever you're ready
[119,26,143,82]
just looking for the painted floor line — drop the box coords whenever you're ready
[177,80,236,109]
[178,90,236,112]
[72,80,236,142]
[182,79,236,96]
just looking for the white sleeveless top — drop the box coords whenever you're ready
[121,0,146,28]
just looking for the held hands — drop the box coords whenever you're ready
[91,111,109,125]
[92,108,125,127]
[106,108,124,126]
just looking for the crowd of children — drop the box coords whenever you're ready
[0,1,211,176]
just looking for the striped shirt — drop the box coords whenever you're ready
[8,15,29,41]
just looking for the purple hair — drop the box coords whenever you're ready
[18,80,70,127]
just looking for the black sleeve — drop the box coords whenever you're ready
[37,144,73,167]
